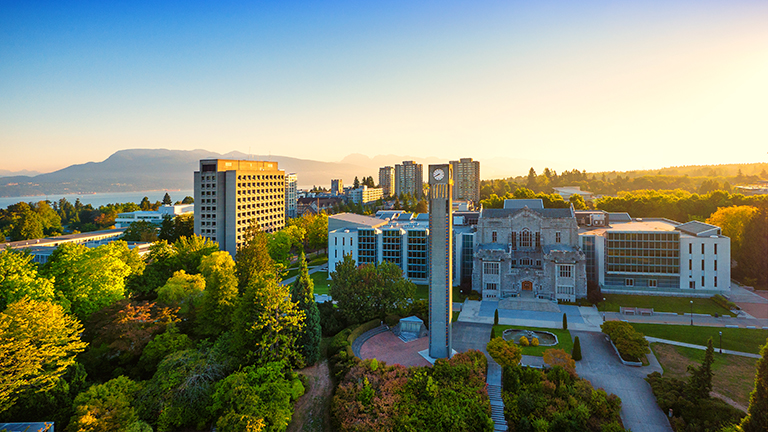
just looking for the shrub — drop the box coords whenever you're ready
[490,327,497,340]
[562,313,567,330]
[601,320,649,362]
[572,336,582,361]
[328,328,352,358]
[519,336,529,346]
[487,337,522,368]
[494,309,499,325]
[347,319,381,348]
[384,314,400,327]
[712,294,739,311]
[318,301,348,337]
[531,337,539,347]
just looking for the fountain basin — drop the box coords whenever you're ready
[502,329,558,346]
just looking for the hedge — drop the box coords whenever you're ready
[347,319,382,348]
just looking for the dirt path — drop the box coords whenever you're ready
[711,391,748,412]
[287,360,333,432]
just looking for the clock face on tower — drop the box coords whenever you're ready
[433,168,445,181]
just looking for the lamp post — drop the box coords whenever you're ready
[719,331,723,354]
[690,300,693,326]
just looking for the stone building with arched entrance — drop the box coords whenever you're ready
[472,199,587,301]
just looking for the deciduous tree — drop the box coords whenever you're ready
[0,249,55,310]
[197,251,239,336]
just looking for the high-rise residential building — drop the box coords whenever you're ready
[394,161,423,198]
[285,173,298,219]
[330,179,343,195]
[450,158,480,204]
[378,166,395,197]
[194,159,285,255]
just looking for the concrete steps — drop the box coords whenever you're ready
[487,383,507,430]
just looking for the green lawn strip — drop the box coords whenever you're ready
[597,294,735,317]
[310,272,331,296]
[651,342,757,408]
[308,256,328,267]
[631,323,768,354]
[452,311,460,322]
[412,284,429,301]
[493,325,573,357]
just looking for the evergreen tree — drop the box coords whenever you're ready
[494,309,499,326]
[687,337,715,401]
[572,336,582,361]
[562,313,567,330]
[353,176,360,188]
[740,338,768,432]
[291,252,321,365]
[162,193,173,205]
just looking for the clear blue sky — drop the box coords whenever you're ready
[2,1,767,175]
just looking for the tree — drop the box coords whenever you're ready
[486,337,522,368]
[494,309,499,325]
[209,362,303,432]
[181,196,194,204]
[353,176,360,188]
[291,253,321,365]
[162,193,172,205]
[122,220,157,242]
[740,338,768,431]
[42,242,131,320]
[197,251,240,336]
[236,226,279,290]
[67,376,149,432]
[234,275,305,368]
[139,197,151,211]
[563,313,568,330]
[706,206,758,258]
[0,249,55,310]
[687,337,715,401]
[569,194,587,210]
[156,270,205,314]
[543,349,576,374]
[572,336,582,361]
[138,326,194,377]
[0,298,87,413]
[739,207,768,287]
[414,200,428,213]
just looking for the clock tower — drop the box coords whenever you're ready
[428,163,453,359]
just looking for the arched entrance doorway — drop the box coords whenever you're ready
[522,281,533,291]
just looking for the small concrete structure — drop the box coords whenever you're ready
[394,315,428,343]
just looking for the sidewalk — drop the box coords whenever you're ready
[458,300,603,332]
[646,337,761,359]
[280,263,327,286]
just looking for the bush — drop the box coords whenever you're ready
[467,290,482,301]
[601,321,649,362]
[490,327,497,340]
[384,314,400,327]
[519,336,529,346]
[347,319,381,347]
[712,294,739,311]
[572,336,582,361]
[531,337,539,347]
[487,337,522,368]
[328,328,352,358]
[318,301,348,337]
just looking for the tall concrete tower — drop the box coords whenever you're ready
[428,163,453,359]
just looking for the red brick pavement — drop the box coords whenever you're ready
[359,331,431,367]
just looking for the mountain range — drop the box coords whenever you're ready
[0,149,548,197]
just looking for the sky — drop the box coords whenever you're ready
[2,0,768,176]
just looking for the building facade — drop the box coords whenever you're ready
[379,166,395,197]
[394,161,423,198]
[194,159,285,255]
[578,214,731,296]
[285,173,298,219]
[472,200,587,302]
[349,185,384,205]
[450,158,480,204]
[330,179,344,196]
[115,204,194,228]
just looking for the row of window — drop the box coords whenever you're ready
[237,174,282,180]
[688,260,718,271]
[688,243,718,255]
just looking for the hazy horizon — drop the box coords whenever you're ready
[2,1,768,173]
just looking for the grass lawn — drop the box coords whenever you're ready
[310,272,331,296]
[651,342,757,408]
[493,325,573,357]
[598,294,735,317]
[413,284,429,300]
[452,311,460,322]
[630,323,768,354]
[308,255,328,267]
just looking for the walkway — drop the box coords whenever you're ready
[458,300,604,331]
[351,325,389,358]
[572,330,672,432]
[486,359,507,431]
[645,337,761,359]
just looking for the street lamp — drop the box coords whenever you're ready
[719,331,723,354]
[690,300,693,326]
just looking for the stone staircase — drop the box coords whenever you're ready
[488,383,507,431]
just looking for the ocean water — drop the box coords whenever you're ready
[0,190,195,209]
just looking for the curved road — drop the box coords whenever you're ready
[572,330,673,432]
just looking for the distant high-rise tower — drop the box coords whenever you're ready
[395,161,424,198]
[450,158,480,204]
[379,166,395,197]
[285,173,298,219]
[428,163,453,359]
[194,159,285,256]
[331,179,343,196]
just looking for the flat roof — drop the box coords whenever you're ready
[0,228,126,251]
[328,213,387,228]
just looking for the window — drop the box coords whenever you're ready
[648,279,657,287]
[485,283,498,291]
[536,260,541,267]
[520,230,531,248]
[335,238,338,245]
[689,280,696,289]
[689,244,692,254]
[558,265,573,278]
[625,278,634,287]
[701,260,705,271]
[535,232,541,248]
[714,260,717,271]
[555,231,561,243]
[689,260,692,270]
[520,258,532,266]
[342,238,345,246]
[714,244,718,255]
[483,262,500,275]
[701,244,705,254]
[702,276,705,287]
[714,276,718,287]
[511,232,517,250]
[492,231,497,243]
[510,260,516,266]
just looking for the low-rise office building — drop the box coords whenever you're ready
[115,204,194,228]
[349,186,383,204]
